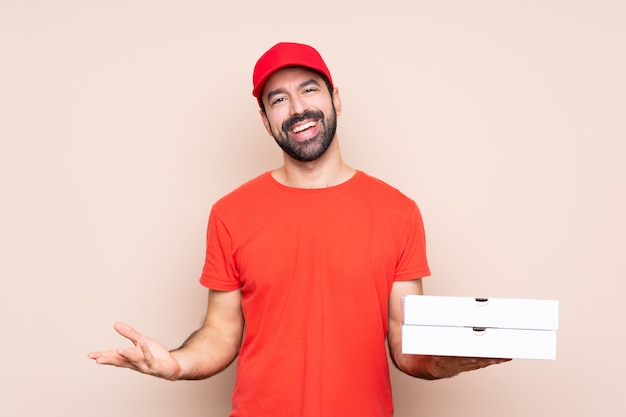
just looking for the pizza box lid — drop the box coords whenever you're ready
[402,295,559,330]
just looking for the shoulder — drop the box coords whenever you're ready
[354,171,416,206]
[213,172,274,208]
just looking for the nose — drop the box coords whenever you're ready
[289,94,306,115]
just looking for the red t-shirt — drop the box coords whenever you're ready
[200,171,430,417]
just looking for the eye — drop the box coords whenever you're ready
[271,96,286,106]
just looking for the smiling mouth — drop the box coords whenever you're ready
[291,121,317,133]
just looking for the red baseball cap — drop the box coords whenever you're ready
[252,42,334,105]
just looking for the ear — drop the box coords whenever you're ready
[332,87,342,116]
[259,109,273,136]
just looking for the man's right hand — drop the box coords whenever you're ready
[88,322,181,381]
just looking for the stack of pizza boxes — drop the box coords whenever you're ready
[401,295,559,360]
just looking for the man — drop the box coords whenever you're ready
[89,42,508,416]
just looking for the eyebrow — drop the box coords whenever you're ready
[266,79,322,103]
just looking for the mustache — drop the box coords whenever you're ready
[282,110,325,132]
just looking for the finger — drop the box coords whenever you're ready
[117,346,146,365]
[113,322,143,345]
[138,338,155,368]
[116,345,163,375]
[87,352,102,360]
[462,357,510,371]
[90,350,134,367]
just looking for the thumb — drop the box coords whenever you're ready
[113,322,143,345]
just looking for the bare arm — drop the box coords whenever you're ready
[88,289,244,381]
[387,280,510,380]
[172,288,244,379]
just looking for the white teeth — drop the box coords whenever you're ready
[292,121,316,133]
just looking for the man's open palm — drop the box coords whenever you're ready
[88,322,181,380]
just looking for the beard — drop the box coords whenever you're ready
[269,105,338,162]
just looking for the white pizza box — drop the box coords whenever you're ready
[401,295,559,360]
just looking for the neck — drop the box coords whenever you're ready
[272,138,356,189]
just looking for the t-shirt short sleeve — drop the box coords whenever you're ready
[394,202,431,281]
[199,209,242,291]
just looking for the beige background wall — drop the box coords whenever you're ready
[1,1,625,416]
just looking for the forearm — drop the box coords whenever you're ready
[170,326,242,380]
[387,317,470,380]
[389,340,445,380]
[387,280,444,379]
[386,280,508,379]
[389,340,511,380]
